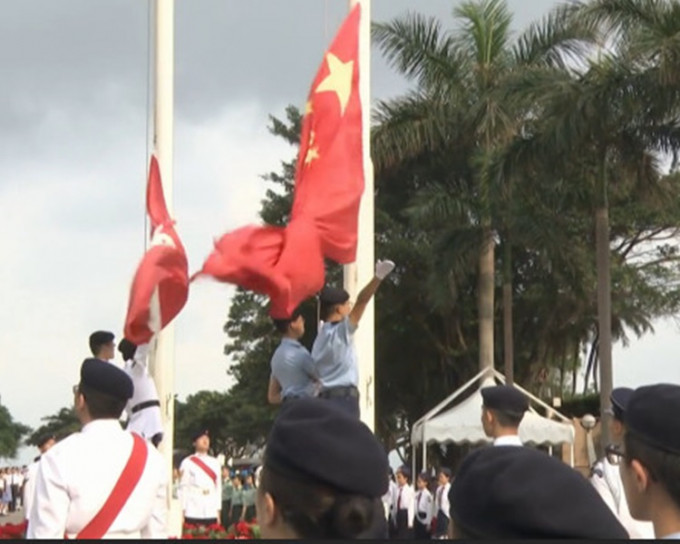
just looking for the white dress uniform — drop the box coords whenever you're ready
[390,482,415,534]
[122,344,163,442]
[382,479,397,520]
[414,487,433,536]
[591,457,654,539]
[27,420,167,539]
[493,434,523,446]
[22,460,40,521]
[179,453,222,521]
[433,481,451,538]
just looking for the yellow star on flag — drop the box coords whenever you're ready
[305,101,313,115]
[314,53,354,116]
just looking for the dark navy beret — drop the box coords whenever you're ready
[481,385,528,415]
[192,429,210,442]
[117,338,137,362]
[609,387,634,422]
[264,398,388,497]
[319,286,350,305]
[449,446,628,539]
[80,358,133,400]
[439,467,452,478]
[397,465,411,479]
[626,384,680,454]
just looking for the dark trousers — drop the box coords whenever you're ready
[220,500,231,528]
[319,387,360,419]
[415,518,431,539]
[395,509,412,539]
[434,510,449,538]
[230,504,243,526]
[184,517,217,527]
[10,485,19,512]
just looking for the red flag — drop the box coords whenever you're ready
[124,155,189,344]
[194,4,364,318]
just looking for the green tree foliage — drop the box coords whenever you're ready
[25,407,79,447]
[0,400,31,459]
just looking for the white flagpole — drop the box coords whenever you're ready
[345,0,375,432]
[150,0,178,534]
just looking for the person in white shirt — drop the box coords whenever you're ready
[179,430,222,527]
[382,469,397,522]
[117,338,164,447]
[391,465,414,539]
[480,385,528,446]
[590,387,654,539]
[433,467,452,538]
[414,471,433,539]
[617,384,680,540]
[22,433,56,522]
[27,358,167,539]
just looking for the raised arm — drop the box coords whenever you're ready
[348,260,395,328]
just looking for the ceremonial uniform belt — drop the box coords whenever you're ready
[131,400,161,414]
[319,386,359,399]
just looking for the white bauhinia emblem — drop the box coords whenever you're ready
[150,224,176,249]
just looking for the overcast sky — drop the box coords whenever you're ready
[1,0,678,465]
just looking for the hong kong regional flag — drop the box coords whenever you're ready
[124,155,189,344]
[193,4,364,318]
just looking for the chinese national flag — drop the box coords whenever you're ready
[124,155,189,344]
[194,4,364,318]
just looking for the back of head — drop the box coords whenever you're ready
[272,307,303,334]
[117,338,137,362]
[449,446,628,539]
[89,330,114,357]
[623,384,680,511]
[481,385,528,428]
[78,358,133,419]
[261,398,388,539]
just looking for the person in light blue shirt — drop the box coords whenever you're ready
[311,259,395,418]
[267,307,317,404]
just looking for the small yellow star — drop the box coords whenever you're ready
[305,101,313,115]
[304,147,320,166]
[315,52,354,116]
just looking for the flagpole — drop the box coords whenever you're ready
[345,0,375,432]
[150,0,178,534]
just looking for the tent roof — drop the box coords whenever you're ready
[411,371,575,446]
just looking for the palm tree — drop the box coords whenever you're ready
[372,0,597,380]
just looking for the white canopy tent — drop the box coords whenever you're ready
[410,369,575,476]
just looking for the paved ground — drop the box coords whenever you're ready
[1,509,25,525]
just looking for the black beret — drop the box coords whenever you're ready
[319,286,350,305]
[449,446,628,539]
[481,385,528,415]
[439,467,452,478]
[192,429,210,442]
[80,358,133,400]
[626,384,680,454]
[264,398,388,497]
[117,338,137,362]
[397,465,411,479]
[609,387,634,422]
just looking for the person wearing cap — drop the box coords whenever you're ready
[448,445,628,539]
[27,358,167,539]
[179,429,222,527]
[89,330,116,362]
[312,259,395,419]
[591,387,654,539]
[390,465,415,539]
[414,471,433,539]
[220,466,233,529]
[117,338,164,448]
[256,397,389,539]
[480,385,528,446]
[268,307,318,404]
[229,474,244,527]
[616,384,680,539]
[22,433,56,523]
[432,467,452,538]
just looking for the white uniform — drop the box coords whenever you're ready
[122,344,163,441]
[22,460,40,520]
[382,480,397,520]
[494,434,523,446]
[179,453,222,520]
[415,487,433,527]
[591,458,654,539]
[27,420,167,539]
[391,483,415,529]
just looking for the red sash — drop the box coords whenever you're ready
[190,456,217,486]
[70,433,148,539]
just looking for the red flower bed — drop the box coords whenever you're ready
[0,520,28,540]
[182,520,260,540]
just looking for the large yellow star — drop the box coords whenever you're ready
[314,52,354,116]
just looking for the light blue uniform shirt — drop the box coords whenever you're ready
[311,317,358,388]
[270,338,316,398]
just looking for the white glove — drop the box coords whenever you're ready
[375,259,395,280]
